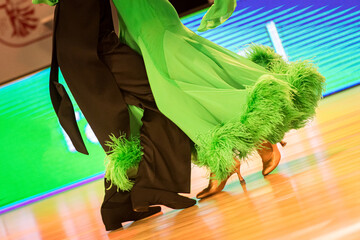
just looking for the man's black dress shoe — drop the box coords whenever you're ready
[101,204,161,231]
[131,187,197,212]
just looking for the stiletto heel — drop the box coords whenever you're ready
[196,158,244,199]
[235,162,246,185]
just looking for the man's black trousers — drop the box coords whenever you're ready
[98,33,192,229]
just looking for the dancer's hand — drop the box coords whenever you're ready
[197,0,236,32]
[32,0,58,6]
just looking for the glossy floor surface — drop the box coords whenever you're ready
[1,86,360,240]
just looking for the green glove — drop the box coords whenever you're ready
[197,0,237,32]
[32,0,58,6]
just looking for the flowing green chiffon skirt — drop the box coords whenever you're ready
[105,0,326,190]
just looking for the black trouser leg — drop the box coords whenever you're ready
[130,108,195,212]
[101,179,132,231]
[135,108,191,193]
[101,179,161,231]
[99,37,192,221]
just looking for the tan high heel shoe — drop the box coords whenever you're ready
[257,140,286,176]
[196,158,245,199]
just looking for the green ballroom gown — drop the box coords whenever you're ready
[34,0,326,190]
[107,0,325,189]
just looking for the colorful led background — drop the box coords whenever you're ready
[182,0,360,95]
[1,0,359,213]
[0,70,106,213]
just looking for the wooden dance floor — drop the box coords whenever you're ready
[1,86,360,240]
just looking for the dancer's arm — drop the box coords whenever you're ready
[197,0,236,32]
[32,0,58,6]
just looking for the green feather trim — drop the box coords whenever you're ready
[104,134,143,191]
[244,44,284,70]
[195,45,326,181]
